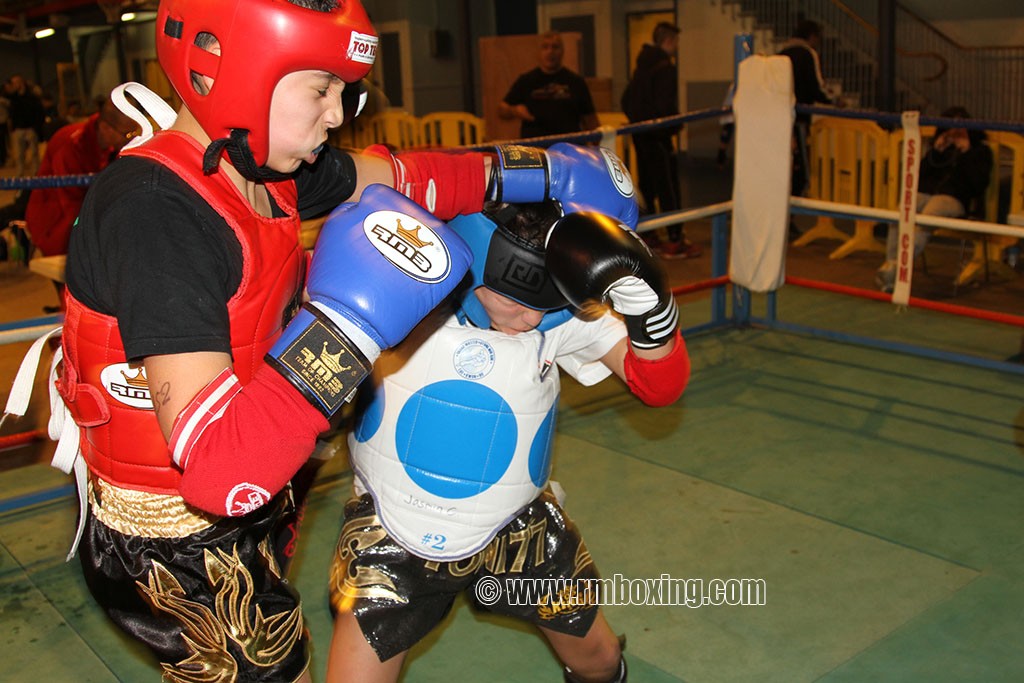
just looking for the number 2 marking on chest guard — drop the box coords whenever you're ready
[421,533,447,551]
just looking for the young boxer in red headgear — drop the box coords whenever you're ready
[50,1,641,680]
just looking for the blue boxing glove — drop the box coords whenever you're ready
[267,184,471,417]
[489,142,639,229]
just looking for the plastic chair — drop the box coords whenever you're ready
[420,112,486,148]
[365,110,421,150]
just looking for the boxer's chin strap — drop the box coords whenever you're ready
[564,657,627,683]
[203,129,290,182]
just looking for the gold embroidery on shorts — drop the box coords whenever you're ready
[572,539,593,577]
[258,537,283,580]
[136,545,303,682]
[536,540,596,621]
[205,547,303,667]
[331,513,406,607]
[137,561,237,682]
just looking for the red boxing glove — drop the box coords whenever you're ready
[363,144,487,219]
[173,365,329,517]
[624,331,690,407]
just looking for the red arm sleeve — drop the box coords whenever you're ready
[175,364,329,517]
[623,331,690,407]
[363,144,488,220]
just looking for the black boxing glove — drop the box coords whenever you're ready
[545,212,678,348]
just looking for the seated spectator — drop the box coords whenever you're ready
[875,107,993,292]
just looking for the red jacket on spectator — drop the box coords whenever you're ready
[25,113,114,256]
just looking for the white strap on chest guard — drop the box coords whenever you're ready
[3,327,89,560]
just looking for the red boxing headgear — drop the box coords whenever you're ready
[156,0,377,167]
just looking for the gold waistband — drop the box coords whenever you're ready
[89,476,219,538]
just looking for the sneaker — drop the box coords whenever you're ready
[874,262,896,293]
[660,239,703,259]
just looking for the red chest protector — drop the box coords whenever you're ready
[59,131,306,494]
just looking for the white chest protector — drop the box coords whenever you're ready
[350,310,625,560]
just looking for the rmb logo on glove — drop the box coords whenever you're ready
[599,148,634,198]
[276,316,369,414]
[364,210,455,283]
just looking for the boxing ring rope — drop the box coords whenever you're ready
[0,174,95,191]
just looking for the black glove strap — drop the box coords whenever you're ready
[265,304,373,418]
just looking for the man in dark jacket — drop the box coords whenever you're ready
[622,22,700,258]
[778,20,833,197]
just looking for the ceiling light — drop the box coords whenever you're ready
[120,12,136,22]
[34,27,55,39]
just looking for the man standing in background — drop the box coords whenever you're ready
[499,31,599,139]
[0,80,10,168]
[778,20,833,198]
[622,22,701,259]
[7,74,44,178]
[26,98,139,258]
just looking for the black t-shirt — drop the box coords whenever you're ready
[503,67,596,138]
[65,145,357,361]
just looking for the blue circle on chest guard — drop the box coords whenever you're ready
[353,383,385,443]
[396,380,517,499]
[528,402,558,487]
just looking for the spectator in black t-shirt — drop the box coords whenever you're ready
[499,31,598,140]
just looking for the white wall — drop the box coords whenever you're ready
[678,0,757,154]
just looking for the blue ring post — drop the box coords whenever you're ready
[711,213,729,325]
[734,33,753,86]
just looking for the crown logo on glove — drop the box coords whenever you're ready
[319,342,350,374]
[120,368,149,388]
[395,218,433,249]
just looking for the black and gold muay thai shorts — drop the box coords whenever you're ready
[79,477,309,683]
[329,490,602,662]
